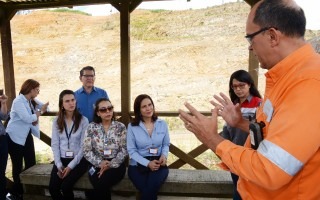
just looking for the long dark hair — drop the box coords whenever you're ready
[92,98,115,123]
[229,70,261,103]
[56,90,82,133]
[131,94,158,126]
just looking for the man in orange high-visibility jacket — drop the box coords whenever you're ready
[179,0,320,199]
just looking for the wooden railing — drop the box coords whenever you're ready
[7,111,214,188]
[7,111,211,183]
[40,111,212,169]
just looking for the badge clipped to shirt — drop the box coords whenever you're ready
[149,148,158,154]
[65,151,74,158]
[104,149,112,156]
[89,166,96,176]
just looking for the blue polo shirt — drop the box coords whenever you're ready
[74,86,109,122]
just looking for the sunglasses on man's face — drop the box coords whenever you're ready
[98,106,114,113]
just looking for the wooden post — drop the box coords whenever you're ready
[0,9,17,109]
[248,50,259,88]
[117,0,131,126]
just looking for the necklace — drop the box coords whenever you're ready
[144,122,154,131]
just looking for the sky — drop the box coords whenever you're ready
[74,0,320,30]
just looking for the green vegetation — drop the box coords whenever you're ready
[150,9,166,13]
[131,16,169,41]
[102,20,119,31]
[49,8,91,16]
[36,152,52,164]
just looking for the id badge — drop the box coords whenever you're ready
[149,148,158,154]
[104,149,112,156]
[89,166,96,176]
[65,151,74,158]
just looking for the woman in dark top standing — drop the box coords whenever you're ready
[220,70,262,200]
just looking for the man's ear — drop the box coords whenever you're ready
[79,76,82,81]
[269,28,280,47]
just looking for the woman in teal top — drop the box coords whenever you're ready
[127,94,170,200]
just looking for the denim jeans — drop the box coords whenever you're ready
[128,165,168,200]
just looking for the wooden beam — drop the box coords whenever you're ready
[248,50,259,88]
[1,9,17,108]
[40,131,51,147]
[129,0,142,13]
[244,0,261,7]
[169,143,208,169]
[110,1,121,12]
[120,0,131,126]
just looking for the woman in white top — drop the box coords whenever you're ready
[49,90,89,200]
[6,79,49,199]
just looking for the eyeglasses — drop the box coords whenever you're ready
[245,27,271,44]
[231,83,247,90]
[34,88,40,93]
[82,75,95,78]
[98,106,114,113]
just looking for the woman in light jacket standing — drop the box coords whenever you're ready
[6,79,49,199]
[49,90,89,200]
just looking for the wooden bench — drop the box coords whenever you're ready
[20,164,233,200]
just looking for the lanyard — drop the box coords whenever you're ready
[64,121,75,149]
[29,101,34,114]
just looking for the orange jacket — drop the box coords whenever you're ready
[216,44,320,200]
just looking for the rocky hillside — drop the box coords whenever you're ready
[1,2,319,112]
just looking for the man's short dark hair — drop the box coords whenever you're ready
[254,0,306,38]
[80,66,95,76]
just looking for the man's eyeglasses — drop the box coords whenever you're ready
[82,75,95,78]
[98,106,114,113]
[231,83,247,90]
[34,88,40,93]
[245,27,271,44]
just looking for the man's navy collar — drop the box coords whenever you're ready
[80,86,97,93]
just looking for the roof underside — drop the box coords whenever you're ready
[0,0,259,11]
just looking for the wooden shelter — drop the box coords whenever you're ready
[1,0,261,188]
[1,0,260,195]
[1,0,260,117]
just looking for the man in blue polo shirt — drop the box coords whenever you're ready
[74,66,109,122]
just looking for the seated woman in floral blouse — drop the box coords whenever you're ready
[83,98,127,200]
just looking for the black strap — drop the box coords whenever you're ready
[29,101,34,114]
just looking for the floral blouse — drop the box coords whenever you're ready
[83,121,127,168]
